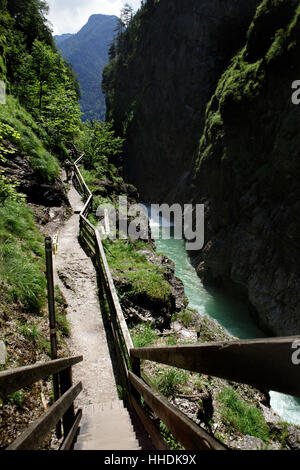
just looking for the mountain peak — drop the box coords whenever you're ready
[88,13,118,21]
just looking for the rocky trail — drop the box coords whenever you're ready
[53,184,120,406]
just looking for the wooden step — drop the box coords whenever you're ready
[74,401,141,450]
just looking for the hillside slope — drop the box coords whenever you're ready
[56,14,118,121]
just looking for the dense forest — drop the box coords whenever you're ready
[0,0,80,313]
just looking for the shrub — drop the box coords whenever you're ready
[155,366,189,398]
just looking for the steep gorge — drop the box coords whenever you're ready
[190,0,300,335]
[103,0,260,202]
[104,0,300,336]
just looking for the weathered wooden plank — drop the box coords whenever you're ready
[130,336,300,397]
[130,395,169,451]
[82,195,93,217]
[74,154,85,166]
[129,372,226,450]
[81,222,96,241]
[6,382,83,450]
[81,225,96,248]
[95,230,133,353]
[0,356,83,398]
[80,214,96,233]
[60,409,82,451]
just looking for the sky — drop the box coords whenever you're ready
[46,0,142,35]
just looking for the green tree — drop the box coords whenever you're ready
[7,0,53,50]
[43,89,82,146]
[80,121,124,169]
[17,40,64,114]
[120,3,134,28]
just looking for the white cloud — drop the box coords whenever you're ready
[47,0,142,35]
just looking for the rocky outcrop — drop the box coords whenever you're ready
[190,0,300,335]
[113,249,188,329]
[1,143,69,207]
[103,0,259,202]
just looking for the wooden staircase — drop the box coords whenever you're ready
[74,401,141,450]
[1,154,299,451]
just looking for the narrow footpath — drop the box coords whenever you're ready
[54,185,119,406]
[53,183,141,449]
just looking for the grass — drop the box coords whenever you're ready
[18,322,40,341]
[166,333,178,346]
[217,387,270,442]
[131,322,158,348]
[154,366,189,398]
[159,422,184,450]
[0,198,46,312]
[6,390,23,407]
[0,96,59,181]
[54,286,70,337]
[103,238,173,306]
[194,375,214,392]
[178,308,197,328]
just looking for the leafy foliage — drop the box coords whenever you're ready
[1,3,82,152]
[0,122,24,202]
[7,0,54,50]
[79,120,124,170]
[0,95,60,181]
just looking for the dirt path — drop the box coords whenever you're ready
[53,185,119,407]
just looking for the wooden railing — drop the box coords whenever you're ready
[129,337,300,449]
[130,337,300,398]
[72,154,300,451]
[73,155,133,396]
[0,355,83,450]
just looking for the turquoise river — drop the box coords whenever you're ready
[148,208,300,426]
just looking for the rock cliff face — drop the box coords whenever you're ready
[103,0,259,202]
[191,0,300,335]
[104,0,300,335]
[1,141,68,207]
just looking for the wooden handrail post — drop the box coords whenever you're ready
[130,355,141,404]
[45,236,61,438]
[60,366,75,437]
[45,237,58,360]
